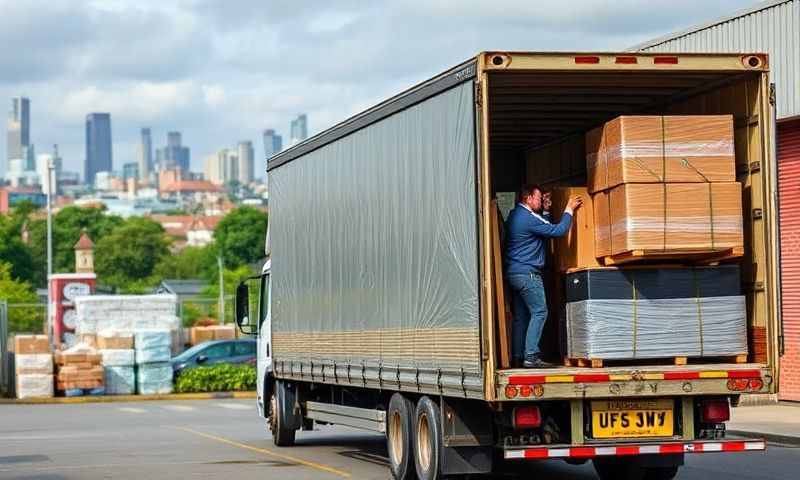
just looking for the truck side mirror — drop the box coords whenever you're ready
[235,282,256,335]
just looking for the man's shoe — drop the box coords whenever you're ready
[523,356,556,369]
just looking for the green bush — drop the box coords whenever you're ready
[174,364,256,393]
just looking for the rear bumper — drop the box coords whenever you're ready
[504,438,766,460]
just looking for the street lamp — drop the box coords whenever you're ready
[46,158,54,341]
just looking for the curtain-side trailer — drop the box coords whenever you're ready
[235,51,779,480]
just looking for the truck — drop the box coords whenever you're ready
[235,51,780,480]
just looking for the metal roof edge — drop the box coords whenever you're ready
[627,0,793,51]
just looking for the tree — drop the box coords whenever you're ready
[0,215,36,285]
[213,207,268,268]
[95,217,170,291]
[0,262,41,333]
[153,245,217,281]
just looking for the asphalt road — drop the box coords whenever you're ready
[1,399,797,480]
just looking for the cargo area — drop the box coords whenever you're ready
[483,59,778,390]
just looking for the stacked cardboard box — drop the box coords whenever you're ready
[189,324,237,345]
[55,344,104,395]
[14,335,54,399]
[98,330,135,395]
[586,115,743,261]
[135,330,173,395]
[549,186,603,272]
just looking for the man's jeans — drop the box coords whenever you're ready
[507,272,548,362]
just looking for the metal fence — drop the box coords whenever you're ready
[178,295,235,328]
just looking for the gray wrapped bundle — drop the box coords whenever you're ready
[566,296,747,360]
[105,366,135,395]
[136,363,173,395]
[134,329,172,365]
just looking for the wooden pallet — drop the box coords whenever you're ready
[602,247,743,266]
[564,354,749,369]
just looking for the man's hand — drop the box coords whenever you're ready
[567,195,583,212]
[542,192,552,211]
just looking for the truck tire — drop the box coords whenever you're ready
[414,396,443,480]
[387,393,416,480]
[592,458,645,480]
[270,380,297,447]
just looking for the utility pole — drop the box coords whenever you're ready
[217,256,224,325]
[46,158,54,341]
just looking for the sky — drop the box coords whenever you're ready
[0,0,759,180]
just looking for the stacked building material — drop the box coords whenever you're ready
[14,335,54,399]
[564,265,747,363]
[55,344,104,396]
[135,329,173,395]
[586,115,743,263]
[189,324,237,345]
[98,330,135,395]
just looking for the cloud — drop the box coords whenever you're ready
[0,0,758,179]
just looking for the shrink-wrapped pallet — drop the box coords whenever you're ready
[593,182,743,258]
[105,366,135,395]
[135,329,172,364]
[14,353,53,375]
[587,115,735,193]
[100,349,135,366]
[16,373,54,399]
[97,330,134,350]
[136,363,173,395]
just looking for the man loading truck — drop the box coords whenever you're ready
[504,184,583,368]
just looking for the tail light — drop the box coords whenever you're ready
[513,406,542,429]
[748,378,764,390]
[505,385,519,399]
[700,399,730,423]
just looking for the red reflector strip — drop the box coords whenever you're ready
[507,369,762,385]
[505,440,766,460]
[573,374,611,383]
[615,56,638,64]
[728,370,762,378]
[664,371,700,380]
[654,56,679,64]
[507,375,547,384]
[575,56,600,64]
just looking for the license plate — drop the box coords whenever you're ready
[591,399,674,438]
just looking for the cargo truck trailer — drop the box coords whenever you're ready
[235,51,780,480]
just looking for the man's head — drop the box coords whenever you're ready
[519,184,544,213]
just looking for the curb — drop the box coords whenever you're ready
[0,391,256,405]
[728,429,800,446]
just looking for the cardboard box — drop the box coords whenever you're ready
[211,325,236,340]
[15,353,54,375]
[56,365,104,381]
[549,187,603,272]
[14,335,51,354]
[16,374,54,399]
[189,326,221,345]
[587,115,735,193]
[593,182,744,258]
[97,334,134,350]
[54,351,103,366]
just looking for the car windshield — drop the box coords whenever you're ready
[172,343,211,362]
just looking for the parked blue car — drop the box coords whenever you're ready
[171,339,257,376]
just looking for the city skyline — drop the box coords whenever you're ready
[84,113,112,185]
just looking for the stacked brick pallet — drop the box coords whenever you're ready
[14,335,54,399]
[55,345,104,396]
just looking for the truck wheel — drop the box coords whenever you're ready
[644,466,680,480]
[387,393,416,480]
[270,380,297,447]
[592,458,645,480]
[414,396,442,480]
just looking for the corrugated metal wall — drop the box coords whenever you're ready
[635,0,799,120]
[778,119,800,401]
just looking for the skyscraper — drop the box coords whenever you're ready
[290,114,308,145]
[85,113,113,185]
[156,131,190,173]
[237,141,254,184]
[137,128,153,182]
[7,97,31,171]
[263,129,282,158]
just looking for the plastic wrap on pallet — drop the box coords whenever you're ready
[16,373,54,399]
[135,347,171,364]
[134,329,172,364]
[566,295,747,360]
[104,366,135,395]
[100,349,135,367]
[136,362,173,395]
[14,353,53,374]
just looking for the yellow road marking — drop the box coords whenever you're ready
[699,371,728,379]
[175,426,351,478]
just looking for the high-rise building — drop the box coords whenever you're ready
[137,128,153,182]
[123,162,139,180]
[263,129,282,158]
[290,114,308,145]
[156,131,190,173]
[85,113,113,185]
[7,97,32,172]
[237,141,254,184]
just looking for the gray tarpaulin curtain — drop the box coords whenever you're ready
[270,81,480,371]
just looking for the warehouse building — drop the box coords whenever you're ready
[632,0,800,400]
